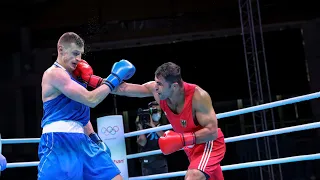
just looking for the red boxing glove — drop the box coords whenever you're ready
[159,130,196,155]
[73,60,103,88]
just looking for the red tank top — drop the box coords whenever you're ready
[160,82,202,133]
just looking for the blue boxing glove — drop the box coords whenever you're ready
[104,60,136,91]
[89,133,111,157]
[0,153,7,171]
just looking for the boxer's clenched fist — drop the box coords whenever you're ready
[159,130,196,155]
[103,60,136,91]
[73,60,103,88]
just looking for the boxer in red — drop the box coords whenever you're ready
[110,62,226,180]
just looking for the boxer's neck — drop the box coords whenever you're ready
[168,86,185,107]
[56,57,72,73]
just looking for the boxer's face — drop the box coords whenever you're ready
[154,76,174,100]
[59,42,84,70]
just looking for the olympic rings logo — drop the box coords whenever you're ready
[101,126,119,136]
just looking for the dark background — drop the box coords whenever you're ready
[0,0,320,179]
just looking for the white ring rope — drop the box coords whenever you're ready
[2,91,320,144]
[126,121,320,159]
[4,121,320,168]
[124,91,320,138]
[1,91,320,179]
[128,153,320,180]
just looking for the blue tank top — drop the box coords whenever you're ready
[41,62,90,127]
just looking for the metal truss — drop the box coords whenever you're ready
[238,0,283,179]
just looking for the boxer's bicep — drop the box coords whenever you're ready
[194,88,218,133]
[193,88,218,143]
[49,69,95,107]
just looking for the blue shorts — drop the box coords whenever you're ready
[37,132,120,180]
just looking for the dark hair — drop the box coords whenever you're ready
[57,32,84,48]
[155,62,183,86]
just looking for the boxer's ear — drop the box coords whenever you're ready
[171,82,179,90]
[58,45,64,55]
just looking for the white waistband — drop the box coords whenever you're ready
[42,121,84,134]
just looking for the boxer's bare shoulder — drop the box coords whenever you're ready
[192,85,216,119]
[41,66,68,102]
[192,86,211,106]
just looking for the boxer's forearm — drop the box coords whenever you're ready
[84,121,95,136]
[87,84,112,108]
[194,127,218,144]
[112,82,154,97]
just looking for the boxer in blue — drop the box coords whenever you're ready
[38,32,136,180]
[0,153,6,171]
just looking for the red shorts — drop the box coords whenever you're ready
[184,128,226,180]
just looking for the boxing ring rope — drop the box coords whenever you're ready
[1,91,320,178]
[3,91,320,145]
[128,153,320,180]
[126,121,320,159]
[3,121,320,168]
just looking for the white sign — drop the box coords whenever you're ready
[97,115,128,179]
